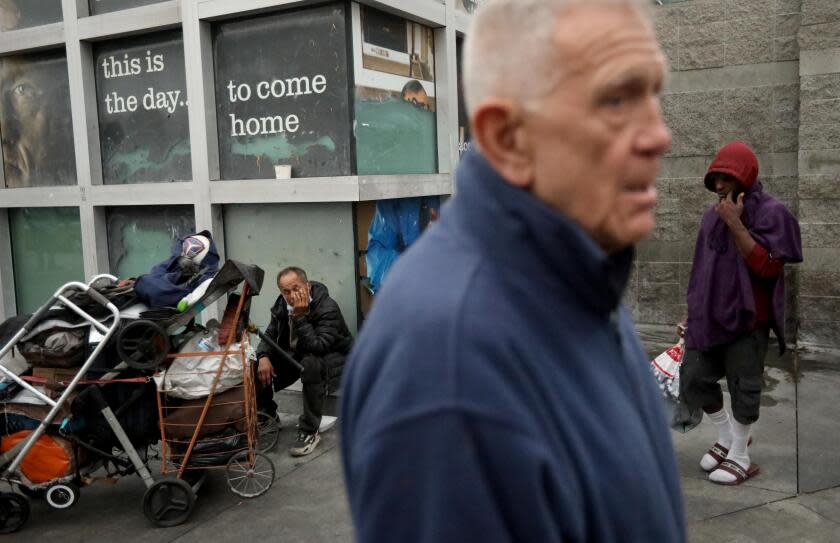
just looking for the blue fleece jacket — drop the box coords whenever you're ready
[340,151,685,542]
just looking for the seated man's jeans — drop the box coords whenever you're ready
[257,352,344,434]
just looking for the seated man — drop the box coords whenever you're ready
[256,266,352,456]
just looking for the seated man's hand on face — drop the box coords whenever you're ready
[258,356,275,387]
[279,269,311,317]
[290,287,310,317]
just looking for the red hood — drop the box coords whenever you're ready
[704,141,759,192]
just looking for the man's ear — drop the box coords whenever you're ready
[471,99,534,188]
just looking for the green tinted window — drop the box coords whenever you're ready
[106,205,195,279]
[223,203,358,334]
[9,207,83,314]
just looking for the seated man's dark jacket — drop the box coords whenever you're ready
[340,150,686,543]
[256,282,352,366]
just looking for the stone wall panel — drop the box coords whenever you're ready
[799,21,840,51]
[800,122,840,150]
[801,74,840,101]
[726,0,774,20]
[799,270,840,297]
[774,35,801,61]
[777,0,803,15]
[724,87,775,151]
[798,174,840,198]
[679,22,726,70]
[799,296,840,321]
[725,17,774,65]
[799,223,840,248]
[801,0,840,26]
[663,91,727,156]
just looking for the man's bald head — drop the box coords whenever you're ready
[463,0,652,118]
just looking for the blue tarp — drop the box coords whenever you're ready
[366,197,440,294]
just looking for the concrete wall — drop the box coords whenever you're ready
[796,0,840,353]
[222,203,359,334]
[634,0,805,349]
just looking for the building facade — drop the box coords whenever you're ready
[0,0,482,332]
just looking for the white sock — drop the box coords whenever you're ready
[700,408,733,471]
[709,420,753,484]
[727,419,752,469]
[708,408,733,448]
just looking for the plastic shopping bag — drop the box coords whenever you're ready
[650,339,684,402]
[650,339,702,433]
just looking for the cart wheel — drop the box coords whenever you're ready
[45,483,79,510]
[256,412,281,452]
[142,479,195,528]
[226,451,275,498]
[117,320,170,370]
[0,492,29,534]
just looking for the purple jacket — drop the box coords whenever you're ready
[685,181,802,352]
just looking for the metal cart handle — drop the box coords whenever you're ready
[1,276,122,477]
[247,323,304,373]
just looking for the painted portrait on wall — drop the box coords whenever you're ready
[0,52,76,188]
[352,4,438,175]
[0,0,62,32]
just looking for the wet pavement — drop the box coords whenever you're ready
[666,340,840,542]
[6,345,840,542]
[2,413,352,543]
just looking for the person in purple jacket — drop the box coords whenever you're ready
[680,141,802,486]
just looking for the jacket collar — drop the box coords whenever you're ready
[449,151,634,315]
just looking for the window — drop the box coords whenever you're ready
[88,0,169,16]
[454,0,484,14]
[456,36,471,157]
[106,205,195,278]
[9,207,83,314]
[0,0,62,32]
[94,30,192,184]
[0,51,76,188]
[357,196,440,297]
[223,202,358,333]
[353,5,438,175]
[213,3,353,180]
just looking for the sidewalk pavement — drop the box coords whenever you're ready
[5,413,353,543]
[673,359,840,543]
[9,357,840,542]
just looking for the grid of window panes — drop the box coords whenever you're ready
[0,0,469,327]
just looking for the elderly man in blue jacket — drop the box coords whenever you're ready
[340,0,685,542]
